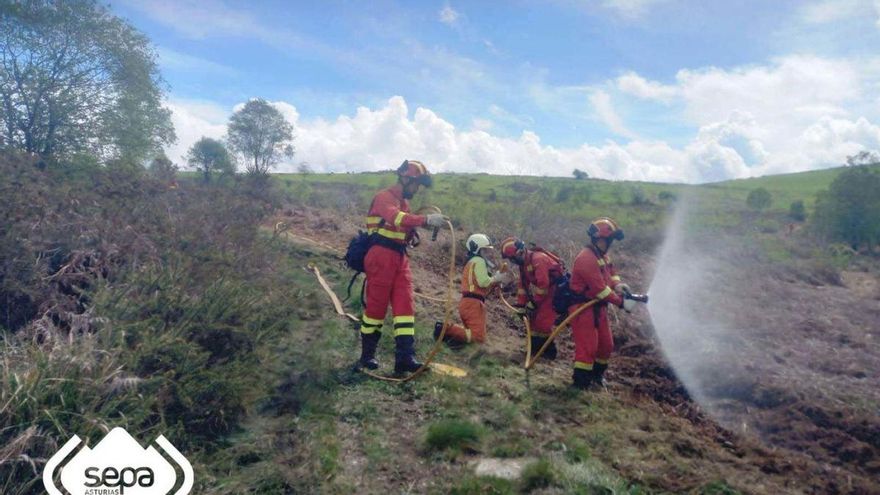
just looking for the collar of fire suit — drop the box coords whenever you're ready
[388,183,405,201]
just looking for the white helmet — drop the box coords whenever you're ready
[466,233,493,255]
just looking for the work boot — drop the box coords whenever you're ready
[530,335,557,360]
[593,362,609,388]
[358,332,381,370]
[435,321,466,350]
[572,368,597,390]
[394,335,423,374]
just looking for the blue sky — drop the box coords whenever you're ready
[113,0,880,182]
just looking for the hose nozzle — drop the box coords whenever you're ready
[623,289,649,304]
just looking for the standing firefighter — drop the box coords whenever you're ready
[358,160,447,373]
[435,234,513,348]
[568,217,638,389]
[500,236,565,360]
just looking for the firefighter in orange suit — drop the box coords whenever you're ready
[435,234,514,348]
[358,160,448,374]
[569,217,637,389]
[500,237,565,360]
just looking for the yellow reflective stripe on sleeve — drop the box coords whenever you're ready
[362,315,384,326]
[596,286,613,300]
[464,328,472,343]
[366,216,382,224]
[377,228,407,240]
[574,361,594,370]
[596,258,606,267]
[526,265,535,272]
[393,211,407,227]
[610,275,621,282]
[533,287,547,295]
[517,288,527,295]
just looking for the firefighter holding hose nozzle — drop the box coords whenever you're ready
[357,160,447,374]
[568,217,646,390]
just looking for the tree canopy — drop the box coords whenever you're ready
[0,0,175,162]
[227,98,294,175]
[813,165,880,251]
[746,188,772,211]
[187,137,234,182]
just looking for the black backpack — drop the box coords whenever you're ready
[343,230,373,302]
[552,272,587,315]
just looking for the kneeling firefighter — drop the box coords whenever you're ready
[568,217,640,389]
[435,234,514,348]
[500,236,565,360]
[358,160,448,373]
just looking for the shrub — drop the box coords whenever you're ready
[746,188,772,211]
[658,190,677,203]
[520,458,559,491]
[424,419,483,453]
[789,200,806,222]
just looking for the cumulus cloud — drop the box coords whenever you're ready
[164,51,880,184]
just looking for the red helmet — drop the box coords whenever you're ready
[500,236,525,259]
[397,160,432,187]
[588,217,624,242]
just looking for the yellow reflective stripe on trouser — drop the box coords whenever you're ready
[574,361,593,370]
[597,258,606,266]
[596,286,613,300]
[360,315,383,335]
[366,216,382,224]
[596,359,608,365]
[393,315,415,336]
[610,275,621,282]
[377,228,407,240]
[393,211,407,227]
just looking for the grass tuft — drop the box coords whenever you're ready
[424,418,483,454]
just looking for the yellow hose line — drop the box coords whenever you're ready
[524,300,597,370]
[497,286,599,369]
[307,264,360,322]
[362,215,456,382]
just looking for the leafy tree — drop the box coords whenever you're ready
[789,200,806,222]
[813,165,880,251]
[658,190,677,203]
[846,150,880,167]
[187,137,234,182]
[296,162,313,174]
[572,168,589,180]
[227,98,294,175]
[746,188,772,211]
[0,0,174,161]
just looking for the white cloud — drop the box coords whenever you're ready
[164,99,228,169]
[439,4,460,25]
[615,72,678,102]
[601,0,668,19]
[799,0,874,24]
[589,90,639,139]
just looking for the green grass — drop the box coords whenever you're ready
[520,458,559,491]
[424,418,484,453]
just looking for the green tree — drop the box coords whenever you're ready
[789,200,806,222]
[746,188,772,211]
[0,0,174,161]
[187,137,234,183]
[813,165,880,251]
[227,98,294,175]
[572,168,589,180]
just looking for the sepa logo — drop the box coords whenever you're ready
[43,427,193,495]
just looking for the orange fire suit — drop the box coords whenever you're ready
[446,255,495,344]
[568,246,625,371]
[515,249,564,335]
[360,184,426,337]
